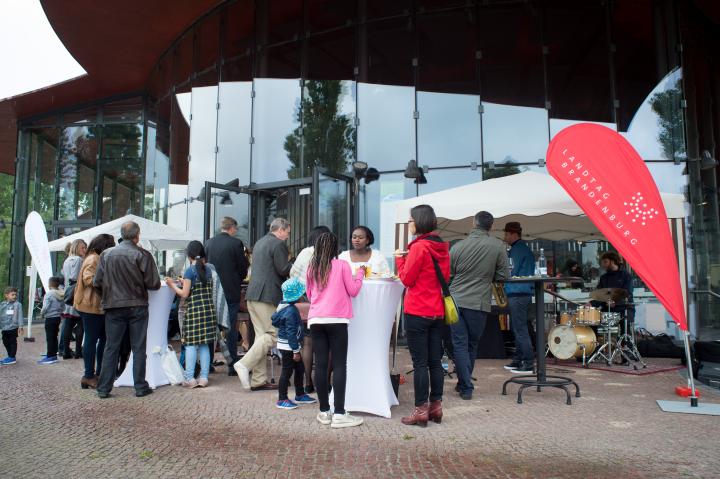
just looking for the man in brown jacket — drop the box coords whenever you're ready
[94,222,161,399]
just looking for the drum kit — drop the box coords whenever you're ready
[547,288,647,369]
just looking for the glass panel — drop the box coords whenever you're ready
[300,80,356,177]
[174,32,194,85]
[208,187,251,246]
[418,167,482,196]
[478,2,543,107]
[482,102,549,167]
[417,8,477,94]
[357,82,414,171]
[545,0,612,122]
[417,91,480,168]
[77,163,95,220]
[359,172,416,259]
[0,173,13,285]
[149,53,173,100]
[550,119,617,139]
[103,97,143,123]
[362,0,411,20]
[217,82,252,185]
[622,68,686,163]
[102,176,113,222]
[251,78,301,183]
[145,125,170,222]
[361,17,414,85]
[30,128,58,222]
[222,55,252,82]
[317,173,350,251]
[262,0,302,45]
[307,0,356,32]
[57,126,98,220]
[100,124,145,218]
[170,91,190,184]
[258,41,301,78]
[63,105,99,125]
[187,85,219,235]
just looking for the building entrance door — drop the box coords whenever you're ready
[202,169,355,257]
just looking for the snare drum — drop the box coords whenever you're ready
[548,324,597,360]
[576,306,601,326]
[559,311,576,325]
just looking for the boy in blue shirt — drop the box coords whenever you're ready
[272,278,316,409]
[1,286,24,365]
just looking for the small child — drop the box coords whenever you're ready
[0,286,24,365]
[272,278,317,410]
[38,277,65,365]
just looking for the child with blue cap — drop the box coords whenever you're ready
[272,278,317,409]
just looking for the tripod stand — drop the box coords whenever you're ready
[610,311,647,369]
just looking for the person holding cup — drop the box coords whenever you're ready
[338,226,391,277]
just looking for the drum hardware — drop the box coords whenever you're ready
[575,306,601,326]
[609,304,647,370]
[547,324,597,361]
[590,288,629,303]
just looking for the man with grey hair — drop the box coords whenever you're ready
[448,211,508,400]
[234,218,292,390]
[94,221,161,399]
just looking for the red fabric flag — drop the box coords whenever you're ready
[546,123,687,331]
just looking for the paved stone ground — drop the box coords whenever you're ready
[1,329,719,479]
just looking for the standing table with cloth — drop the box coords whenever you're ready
[500,277,582,405]
[330,278,404,418]
[115,283,176,389]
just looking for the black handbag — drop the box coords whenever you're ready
[63,280,77,306]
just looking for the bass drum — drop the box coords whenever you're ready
[548,325,597,360]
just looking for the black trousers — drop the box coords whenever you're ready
[405,314,445,406]
[97,306,150,394]
[2,329,18,358]
[279,350,305,400]
[44,317,62,357]
[62,315,84,357]
[311,323,348,414]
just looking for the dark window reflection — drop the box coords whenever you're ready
[195,11,220,71]
[359,17,414,85]
[58,126,98,220]
[307,0,356,33]
[307,29,356,80]
[257,0,302,46]
[100,124,144,218]
[170,92,190,184]
[298,80,356,177]
[361,0,411,21]
[478,2,543,107]
[417,8,477,94]
[257,42,301,78]
[545,0,612,122]
[224,0,255,59]
[173,32,194,85]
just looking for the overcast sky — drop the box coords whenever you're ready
[0,0,85,100]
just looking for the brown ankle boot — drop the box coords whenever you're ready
[428,400,443,424]
[81,377,98,390]
[401,403,429,427]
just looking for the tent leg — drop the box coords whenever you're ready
[25,263,37,341]
[682,329,698,407]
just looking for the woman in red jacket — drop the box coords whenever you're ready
[395,204,450,427]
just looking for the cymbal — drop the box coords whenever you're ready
[590,288,629,302]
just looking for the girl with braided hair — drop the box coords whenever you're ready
[306,232,365,429]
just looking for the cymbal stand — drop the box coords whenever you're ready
[586,299,615,366]
[610,313,647,370]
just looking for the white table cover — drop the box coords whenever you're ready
[330,279,404,418]
[115,284,176,389]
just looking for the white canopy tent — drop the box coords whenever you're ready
[392,171,689,310]
[47,214,198,253]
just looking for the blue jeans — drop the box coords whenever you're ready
[184,344,211,381]
[225,302,240,365]
[451,308,487,394]
[80,312,106,379]
[508,296,534,362]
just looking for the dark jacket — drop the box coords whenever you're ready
[93,241,161,309]
[204,232,249,304]
[246,233,292,305]
[449,229,508,312]
[505,239,535,296]
[396,233,450,318]
[272,303,303,353]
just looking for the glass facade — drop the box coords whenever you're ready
[8,0,718,339]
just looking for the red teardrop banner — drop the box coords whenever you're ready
[546,123,687,331]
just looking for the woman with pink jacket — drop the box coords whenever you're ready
[306,232,365,429]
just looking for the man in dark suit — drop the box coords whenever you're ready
[234,218,293,391]
[205,216,249,375]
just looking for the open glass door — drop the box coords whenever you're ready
[202,182,252,246]
[313,168,354,251]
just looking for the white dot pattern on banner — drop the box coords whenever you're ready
[623,194,657,226]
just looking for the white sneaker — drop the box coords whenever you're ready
[234,362,251,390]
[331,412,363,429]
[316,411,332,425]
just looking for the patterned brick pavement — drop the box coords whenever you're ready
[1,329,719,479]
